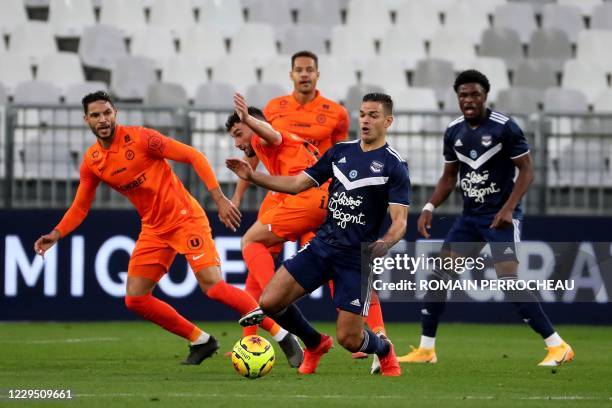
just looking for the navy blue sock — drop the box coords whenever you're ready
[505,289,555,338]
[270,304,322,349]
[358,329,390,357]
[421,286,448,338]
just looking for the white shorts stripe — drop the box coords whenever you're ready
[512,219,521,243]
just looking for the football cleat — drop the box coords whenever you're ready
[181,336,219,365]
[298,334,333,374]
[538,342,574,367]
[370,354,381,374]
[397,345,437,363]
[278,334,304,368]
[238,307,265,327]
[378,338,401,377]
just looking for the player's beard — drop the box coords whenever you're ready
[91,123,116,142]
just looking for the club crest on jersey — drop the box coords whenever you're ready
[369,160,384,173]
[481,135,492,147]
[316,114,326,124]
[469,150,478,159]
[349,170,358,179]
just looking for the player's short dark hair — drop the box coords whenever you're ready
[225,107,266,132]
[362,93,393,115]
[291,50,318,69]
[453,69,490,94]
[82,91,115,114]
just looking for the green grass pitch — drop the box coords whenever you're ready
[0,322,610,407]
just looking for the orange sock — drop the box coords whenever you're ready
[125,294,200,341]
[207,280,282,335]
[366,291,385,334]
[242,273,261,337]
[242,243,275,288]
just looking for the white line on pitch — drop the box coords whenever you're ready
[0,337,120,344]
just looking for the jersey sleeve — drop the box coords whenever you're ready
[331,106,349,144]
[387,160,411,207]
[54,161,100,237]
[442,128,458,162]
[504,120,530,159]
[140,128,220,190]
[303,145,335,186]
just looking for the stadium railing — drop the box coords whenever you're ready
[1,104,610,215]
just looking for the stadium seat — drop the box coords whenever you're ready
[229,24,277,64]
[444,0,492,44]
[193,82,235,110]
[245,83,287,109]
[244,0,292,40]
[492,3,537,44]
[260,58,292,94]
[99,0,147,37]
[130,27,177,69]
[161,56,209,100]
[111,56,157,101]
[149,0,196,38]
[297,0,343,28]
[13,80,62,126]
[527,28,572,73]
[591,3,612,30]
[345,0,391,39]
[594,90,612,113]
[544,88,589,113]
[361,60,408,93]
[0,83,7,104]
[0,0,28,35]
[395,1,441,42]
[378,27,427,71]
[541,4,584,43]
[79,24,128,72]
[556,139,610,187]
[280,25,328,56]
[316,56,358,103]
[413,58,455,103]
[65,81,107,104]
[211,57,258,94]
[495,87,543,116]
[37,52,85,94]
[513,60,558,90]
[22,136,80,180]
[144,82,189,127]
[429,28,477,71]
[390,87,440,140]
[464,57,509,103]
[344,83,385,131]
[478,27,523,72]
[8,22,58,64]
[0,55,33,92]
[330,26,376,68]
[562,60,608,104]
[557,0,602,17]
[197,0,244,38]
[48,0,95,37]
[180,26,226,64]
[576,30,612,72]
[441,88,462,113]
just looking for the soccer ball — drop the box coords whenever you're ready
[231,335,275,379]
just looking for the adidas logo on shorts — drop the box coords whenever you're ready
[350,299,361,307]
[503,247,514,255]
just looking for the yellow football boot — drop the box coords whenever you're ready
[538,342,574,366]
[397,345,437,363]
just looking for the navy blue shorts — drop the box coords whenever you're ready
[443,214,522,263]
[282,237,371,316]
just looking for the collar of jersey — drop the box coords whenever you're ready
[96,125,122,154]
[291,90,321,109]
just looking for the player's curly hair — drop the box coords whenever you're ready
[82,91,114,114]
[453,69,490,93]
[225,107,266,132]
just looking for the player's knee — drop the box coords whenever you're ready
[124,294,149,314]
[336,330,362,352]
[259,292,280,316]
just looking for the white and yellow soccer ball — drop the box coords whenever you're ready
[231,335,275,379]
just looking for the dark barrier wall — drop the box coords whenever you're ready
[1,210,611,323]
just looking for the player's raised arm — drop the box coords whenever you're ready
[226,158,316,195]
[234,93,281,146]
[145,130,242,231]
[34,162,100,257]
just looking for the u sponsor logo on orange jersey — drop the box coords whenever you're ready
[125,149,135,160]
[187,235,203,250]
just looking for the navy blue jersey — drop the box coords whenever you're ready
[443,109,529,217]
[304,140,411,248]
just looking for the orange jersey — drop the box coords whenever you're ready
[55,125,219,237]
[264,90,349,154]
[251,130,320,177]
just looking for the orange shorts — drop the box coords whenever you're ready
[258,186,328,242]
[128,216,220,282]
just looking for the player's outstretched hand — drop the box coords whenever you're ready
[217,197,242,232]
[417,210,433,238]
[234,93,249,122]
[369,240,391,259]
[34,230,60,258]
[226,158,253,181]
[490,209,512,229]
